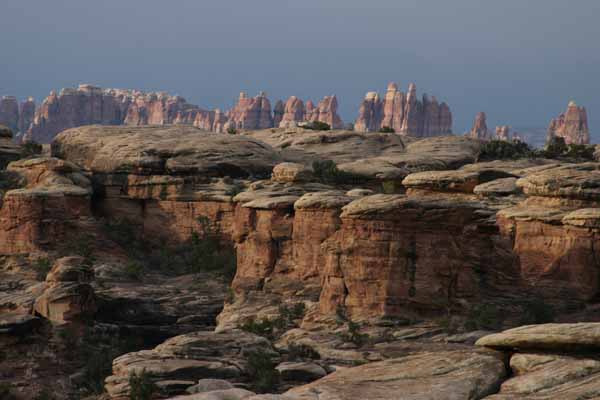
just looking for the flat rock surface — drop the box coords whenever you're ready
[474,178,520,197]
[516,163,600,200]
[52,125,281,177]
[285,349,506,400]
[476,323,600,351]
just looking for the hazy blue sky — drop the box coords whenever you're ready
[1,0,598,136]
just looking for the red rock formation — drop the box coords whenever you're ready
[306,96,344,129]
[227,92,273,130]
[0,96,20,134]
[27,85,212,143]
[547,101,590,145]
[18,97,36,136]
[465,112,489,140]
[355,83,452,136]
[279,96,306,128]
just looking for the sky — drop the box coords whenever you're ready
[1,0,599,138]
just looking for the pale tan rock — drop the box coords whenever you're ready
[476,323,600,351]
[474,177,520,197]
[562,208,600,228]
[286,350,506,400]
[272,163,313,183]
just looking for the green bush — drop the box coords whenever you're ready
[564,143,595,160]
[20,141,43,158]
[477,140,533,161]
[246,350,280,393]
[227,127,238,135]
[129,369,157,400]
[0,383,17,400]
[339,321,369,347]
[543,136,567,158]
[312,160,366,185]
[124,262,145,281]
[33,257,52,281]
[382,181,396,194]
[241,318,277,339]
[379,126,395,133]
[464,304,503,331]
[303,121,331,131]
[33,388,56,400]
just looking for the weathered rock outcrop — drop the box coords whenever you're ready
[18,97,36,136]
[0,157,92,254]
[354,82,452,136]
[478,324,600,399]
[33,256,96,323]
[105,330,277,399]
[286,349,506,400]
[466,112,489,140]
[547,101,590,145]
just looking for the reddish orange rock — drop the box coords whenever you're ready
[547,101,590,145]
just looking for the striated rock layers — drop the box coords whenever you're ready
[354,82,452,136]
[547,101,590,145]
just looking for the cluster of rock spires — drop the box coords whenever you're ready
[465,112,523,142]
[354,82,453,136]
[547,100,590,144]
[6,85,346,143]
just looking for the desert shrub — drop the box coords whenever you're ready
[60,233,96,265]
[464,304,503,331]
[564,143,595,160]
[478,140,533,161]
[246,350,280,393]
[519,297,555,325]
[543,136,567,158]
[123,261,145,281]
[225,182,245,197]
[335,304,348,323]
[312,160,366,185]
[33,388,56,400]
[381,181,396,194]
[129,369,157,400]
[287,343,320,361]
[33,257,52,281]
[20,141,43,158]
[278,303,306,326]
[240,318,277,339]
[379,126,395,133]
[0,383,17,400]
[303,121,330,131]
[339,321,369,347]
[227,127,238,135]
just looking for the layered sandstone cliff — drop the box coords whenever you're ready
[547,100,590,144]
[354,82,452,136]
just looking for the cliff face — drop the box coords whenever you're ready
[547,101,590,144]
[354,82,452,136]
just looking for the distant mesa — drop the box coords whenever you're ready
[547,100,590,145]
[354,82,453,137]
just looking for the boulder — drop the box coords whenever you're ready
[477,323,600,351]
[272,163,313,183]
[286,349,506,400]
[486,353,600,399]
[474,177,520,197]
[275,362,327,382]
